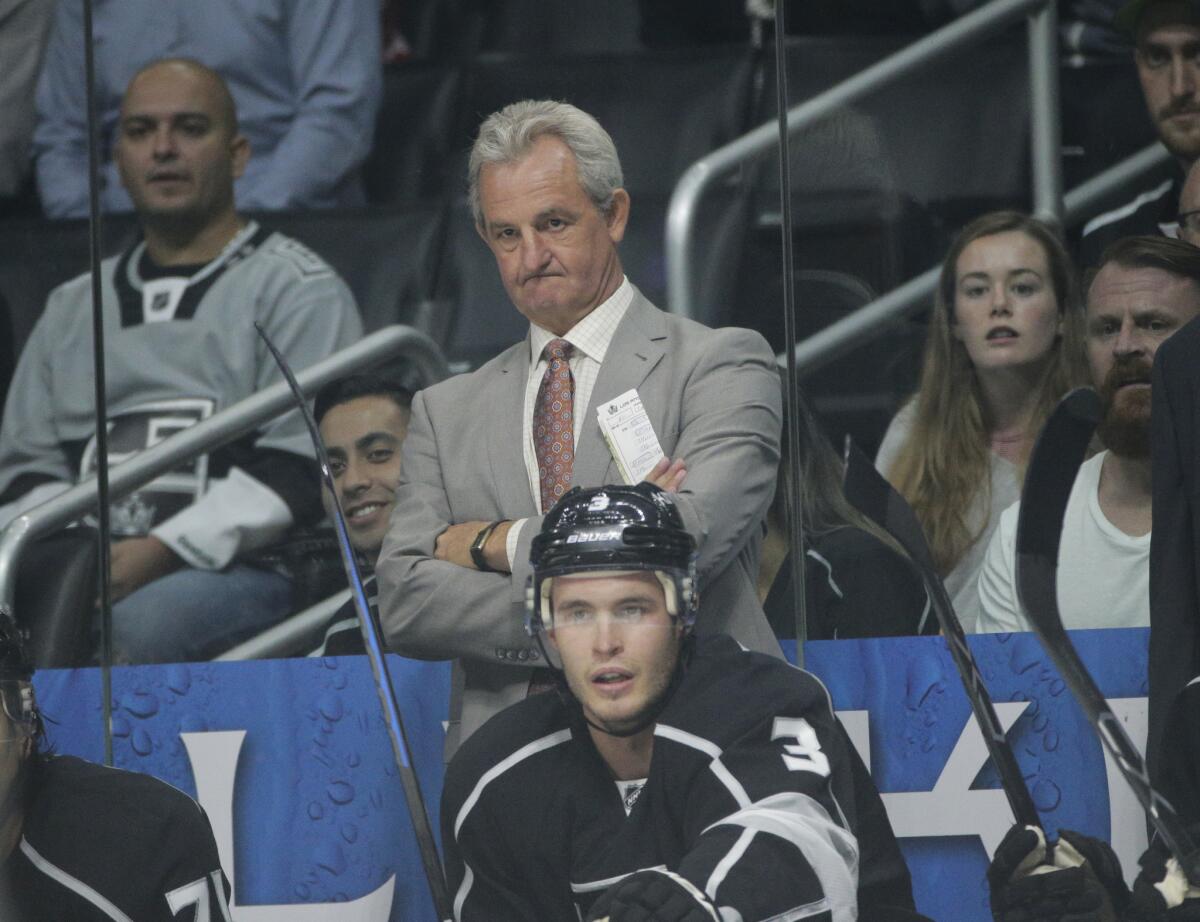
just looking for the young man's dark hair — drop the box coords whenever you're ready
[309,372,415,657]
[313,372,413,427]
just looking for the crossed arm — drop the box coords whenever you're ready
[376,327,781,662]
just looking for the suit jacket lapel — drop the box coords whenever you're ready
[573,291,667,488]
[487,342,538,516]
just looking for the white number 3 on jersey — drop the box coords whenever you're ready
[771,717,831,777]
[166,871,233,921]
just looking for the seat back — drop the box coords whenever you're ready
[254,206,449,342]
[364,63,463,207]
[453,47,757,198]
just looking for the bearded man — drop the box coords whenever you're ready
[976,235,1200,632]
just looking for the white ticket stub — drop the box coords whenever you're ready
[596,388,664,484]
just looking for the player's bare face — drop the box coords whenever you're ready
[115,63,247,226]
[951,231,1061,379]
[319,396,409,558]
[549,572,681,737]
[477,137,629,337]
[1136,20,1200,162]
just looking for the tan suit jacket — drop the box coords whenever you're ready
[376,289,782,755]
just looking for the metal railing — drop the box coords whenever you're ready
[0,325,449,610]
[784,140,1171,375]
[666,0,1061,319]
[216,588,351,660]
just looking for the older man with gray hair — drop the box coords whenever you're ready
[376,99,783,755]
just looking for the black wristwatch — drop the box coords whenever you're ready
[470,520,505,572]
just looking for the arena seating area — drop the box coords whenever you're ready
[0,2,1164,657]
[0,5,1185,918]
[4,21,1151,451]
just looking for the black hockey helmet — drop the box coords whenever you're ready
[526,483,698,634]
[0,608,38,738]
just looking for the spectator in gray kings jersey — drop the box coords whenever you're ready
[0,59,362,664]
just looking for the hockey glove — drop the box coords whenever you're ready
[1126,833,1200,921]
[988,824,1127,922]
[585,869,720,922]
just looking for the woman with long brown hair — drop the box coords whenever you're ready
[876,211,1086,631]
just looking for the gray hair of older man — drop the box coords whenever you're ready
[467,100,624,228]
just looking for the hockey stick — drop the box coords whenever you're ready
[842,440,1043,830]
[254,325,453,920]
[1015,386,1200,883]
[82,0,116,766]
[771,0,809,657]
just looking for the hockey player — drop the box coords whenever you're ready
[440,483,927,922]
[0,58,362,663]
[0,611,230,919]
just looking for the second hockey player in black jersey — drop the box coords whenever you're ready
[441,483,926,921]
[0,612,231,920]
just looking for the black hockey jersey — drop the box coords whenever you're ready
[0,755,230,921]
[442,634,920,921]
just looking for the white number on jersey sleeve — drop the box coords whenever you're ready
[166,870,232,922]
[771,717,832,777]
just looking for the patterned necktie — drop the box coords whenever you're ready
[533,338,574,512]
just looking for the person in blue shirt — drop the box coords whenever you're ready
[32,0,381,218]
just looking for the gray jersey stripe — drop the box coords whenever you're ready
[704,826,756,900]
[19,837,137,922]
[654,724,751,808]
[453,728,574,919]
[454,728,573,838]
[569,865,668,894]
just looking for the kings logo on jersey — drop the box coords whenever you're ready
[78,398,214,536]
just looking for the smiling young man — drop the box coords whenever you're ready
[376,100,782,758]
[977,235,1200,632]
[0,58,362,664]
[440,484,925,922]
[309,373,412,656]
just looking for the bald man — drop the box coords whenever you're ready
[32,0,380,218]
[0,58,363,664]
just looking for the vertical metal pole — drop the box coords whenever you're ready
[1027,0,1064,227]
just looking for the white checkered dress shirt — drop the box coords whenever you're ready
[505,277,633,564]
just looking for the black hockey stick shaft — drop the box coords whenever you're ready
[254,325,453,920]
[773,0,808,657]
[1016,387,1200,883]
[82,0,115,767]
[843,441,1042,829]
